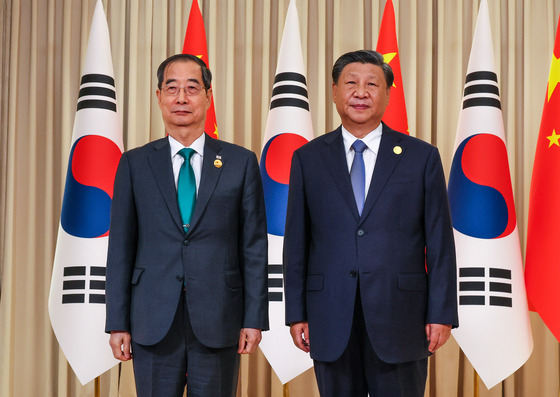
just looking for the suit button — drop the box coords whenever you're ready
[357,229,365,237]
[183,239,190,246]
[176,275,184,282]
[350,270,357,278]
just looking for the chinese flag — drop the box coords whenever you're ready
[183,0,218,139]
[525,14,560,341]
[376,0,409,134]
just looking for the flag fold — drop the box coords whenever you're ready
[448,0,532,389]
[258,0,314,384]
[525,14,560,342]
[48,0,122,385]
[182,0,218,139]
[376,0,409,134]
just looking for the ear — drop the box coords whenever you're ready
[332,83,338,103]
[156,89,162,107]
[205,87,213,109]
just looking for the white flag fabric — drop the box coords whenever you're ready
[258,0,314,384]
[48,0,123,385]
[448,0,532,389]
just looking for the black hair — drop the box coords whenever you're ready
[156,54,212,91]
[332,50,394,87]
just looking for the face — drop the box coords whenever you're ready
[156,60,211,135]
[332,62,390,137]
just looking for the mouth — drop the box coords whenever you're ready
[351,104,369,110]
[173,110,191,116]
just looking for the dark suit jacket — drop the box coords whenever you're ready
[284,124,458,364]
[105,134,269,348]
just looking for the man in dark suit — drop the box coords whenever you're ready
[284,50,458,396]
[105,54,269,397]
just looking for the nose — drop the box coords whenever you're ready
[354,84,368,98]
[176,88,188,104]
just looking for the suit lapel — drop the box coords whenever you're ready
[360,125,406,223]
[147,137,184,232]
[188,134,222,233]
[320,128,361,220]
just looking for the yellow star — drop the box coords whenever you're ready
[547,130,560,147]
[547,54,560,101]
[382,52,396,64]
[382,52,397,88]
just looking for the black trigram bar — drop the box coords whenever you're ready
[459,296,485,305]
[462,70,501,110]
[270,72,309,111]
[268,264,283,302]
[89,294,105,304]
[63,280,85,290]
[90,266,106,276]
[459,267,484,277]
[62,294,85,304]
[64,266,86,276]
[77,73,117,112]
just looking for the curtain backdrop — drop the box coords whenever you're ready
[2,0,560,396]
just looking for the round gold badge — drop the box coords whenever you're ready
[214,159,223,168]
[393,146,402,155]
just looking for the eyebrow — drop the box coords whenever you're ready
[164,77,201,85]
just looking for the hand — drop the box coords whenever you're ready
[289,322,310,353]
[238,328,262,354]
[109,331,132,361]
[425,323,452,353]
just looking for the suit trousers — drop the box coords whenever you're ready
[131,290,240,397]
[313,286,427,397]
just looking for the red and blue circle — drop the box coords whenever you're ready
[448,133,516,239]
[260,133,308,236]
[61,135,121,238]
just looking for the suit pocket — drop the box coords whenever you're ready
[225,270,242,289]
[398,273,427,291]
[131,267,145,285]
[306,274,324,291]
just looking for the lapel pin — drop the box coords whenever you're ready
[214,159,223,168]
[393,146,402,155]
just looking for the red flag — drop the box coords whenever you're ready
[182,0,218,139]
[376,0,409,134]
[525,14,560,341]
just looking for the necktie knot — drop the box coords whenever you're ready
[179,147,196,162]
[352,139,367,154]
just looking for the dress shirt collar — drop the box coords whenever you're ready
[341,123,383,155]
[168,133,206,158]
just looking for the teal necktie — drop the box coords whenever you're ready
[177,148,197,233]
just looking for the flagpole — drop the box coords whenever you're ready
[94,376,100,397]
[473,369,479,397]
[283,382,289,397]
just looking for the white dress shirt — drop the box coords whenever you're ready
[169,133,205,194]
[341,123,383,200]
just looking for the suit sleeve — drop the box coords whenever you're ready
[424,147,459,328]
[283,150,311,325]
[105,152,138,333]
[239,152,269,330]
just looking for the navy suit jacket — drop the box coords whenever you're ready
[105,134,269,348]
[284,124,458,364]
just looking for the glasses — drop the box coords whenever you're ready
[161,83,204,96]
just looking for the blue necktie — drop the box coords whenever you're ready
[350,140,367,215]
[177,148,197,233]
